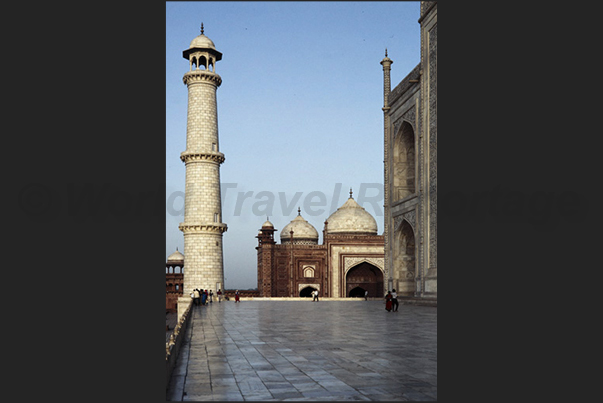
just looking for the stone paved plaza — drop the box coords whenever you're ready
[166,300,437,401]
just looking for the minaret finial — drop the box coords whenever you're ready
[349,188,353,199]
[298,207,301,215]
[385,48,388,57]
[201,22,204,35]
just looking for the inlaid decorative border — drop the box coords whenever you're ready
[343,256,385,275]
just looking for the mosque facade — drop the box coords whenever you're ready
[256,192,385,298]
[382,2,437,299]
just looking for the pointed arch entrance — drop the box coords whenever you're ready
[345,262,384,298]
[394,219,416,296]
[349,286,366,298]
[299,286,317,298]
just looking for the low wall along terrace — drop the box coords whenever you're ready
[166,299,192,385]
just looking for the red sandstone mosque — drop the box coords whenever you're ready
[256,191,385,298]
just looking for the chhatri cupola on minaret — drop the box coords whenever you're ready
[178,24,227,295]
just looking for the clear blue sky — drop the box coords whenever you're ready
[166,1,421,289]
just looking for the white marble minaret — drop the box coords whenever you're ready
[179,24,227,296]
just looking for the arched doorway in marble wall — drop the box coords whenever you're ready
[393,219,416,296]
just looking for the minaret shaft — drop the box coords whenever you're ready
[185,80,220,153]
[181,77,225,226]
[178,29,227,295]
[381,52,393,294]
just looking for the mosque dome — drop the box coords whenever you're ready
[326,194,378,235]
[280,211,319,245]
[167,248,184,264]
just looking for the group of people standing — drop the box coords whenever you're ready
[191,288,223,305]
[384,289,399,312]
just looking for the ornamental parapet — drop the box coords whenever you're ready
[419,1,437,24]
[180,151,225,164]
[178,223,228,234]
[182,70,222,87]
[389,63,421,106]
[325,234,385,241]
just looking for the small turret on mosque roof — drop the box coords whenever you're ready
[261,216,274,228]
[167,247,184,264]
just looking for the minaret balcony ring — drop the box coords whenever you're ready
[178,223,228,234]
[180,151,225,164]
[182,70,222,86]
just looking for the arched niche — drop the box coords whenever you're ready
[393,121,416,201]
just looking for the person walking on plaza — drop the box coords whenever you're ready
[364,290,369,301]
[201,289,207,306]
[217,289,222,303]
[235,290,240,303]
[192,288,200,306]
[384,291,393,312]
[209,290,214,303]
[391,289,399,312]
[312,289,319,302]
